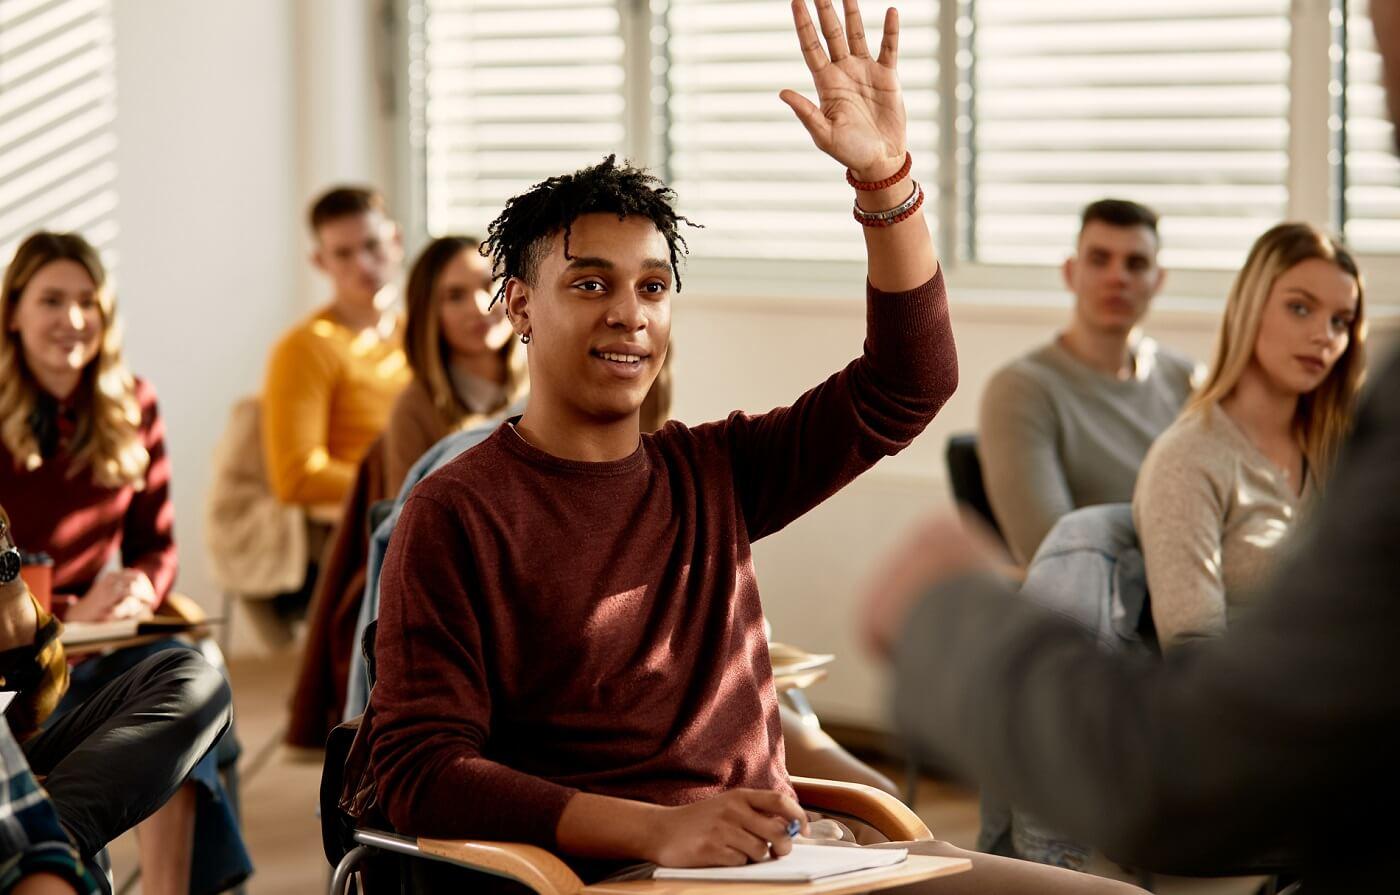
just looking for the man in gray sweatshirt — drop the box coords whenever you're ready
[978,200,1197,565]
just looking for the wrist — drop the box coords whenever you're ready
[855,179,918,214]
[0,579,28,604]
[849,152,908,186]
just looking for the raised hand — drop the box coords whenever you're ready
[780,0,907,182]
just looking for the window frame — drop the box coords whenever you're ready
[396,0,1400,307]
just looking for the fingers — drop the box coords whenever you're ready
[724,827,773,863]
[813,0,849,62]
[741,790,807,829]
[779,89,832,148]
[876,7,899,68]
[844,0,872,57]
[790,0,829,72]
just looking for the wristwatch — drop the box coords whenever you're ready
[0,506,20,585]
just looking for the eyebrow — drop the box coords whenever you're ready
[1286,287,1358,316]
[564,256,672,274]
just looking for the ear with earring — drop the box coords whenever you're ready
[520,332,531,345]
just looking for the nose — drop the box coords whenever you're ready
[65,303,86,331]
[605,291,646,332]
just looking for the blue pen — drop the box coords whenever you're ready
[785,818,802,839]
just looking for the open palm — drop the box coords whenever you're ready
[780,0,907,180]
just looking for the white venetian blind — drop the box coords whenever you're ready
[665,0,939,261]
[1342,0,1400,253]
[420,0,629,236]
[965,0,1290,269]
[0,0,119,265]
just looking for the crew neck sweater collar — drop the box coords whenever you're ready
[494,418,649,477]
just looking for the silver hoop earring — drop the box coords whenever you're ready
[520,332,532,344]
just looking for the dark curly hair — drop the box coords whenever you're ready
[482,155,698,308]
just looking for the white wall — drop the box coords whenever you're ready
[106,0,405,655]
[111,0,302,635]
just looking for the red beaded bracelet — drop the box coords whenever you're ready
[846,152,913,191]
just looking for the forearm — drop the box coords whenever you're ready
[859,178,938,293]
[0,580,38,652]
[269,453,355,505]
[555,792,665,861]
[893,574,1174,861]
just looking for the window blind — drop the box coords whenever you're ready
[1342,0,1400,254]
[664,0,939,261]
[0,0,119,265]
[963,0,1291,269]
[419,0,630,237]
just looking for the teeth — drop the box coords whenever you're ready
[598,352,642,363]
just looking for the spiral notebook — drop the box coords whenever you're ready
[652,845,908,883]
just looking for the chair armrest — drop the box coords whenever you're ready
[416,838,584,895]
[158,592,208,624]
[792,776,932,842]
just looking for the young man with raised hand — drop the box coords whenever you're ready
[978,200,1197,565]
[364,2,1138,892]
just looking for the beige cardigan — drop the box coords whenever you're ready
[1133,404,1312,650]
[382,369,529,494]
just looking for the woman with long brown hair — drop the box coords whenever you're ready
[1134,222,1366,650]
[0,232,250,893]
[382,235,528,489]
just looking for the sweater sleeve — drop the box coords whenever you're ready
[368,494,578,845]
[381,382,442,496]
[262,328,356,505]
[122,379,177,602]
[1133,430,1229,650]
[977,365,1075,565]
[725,270,957,541]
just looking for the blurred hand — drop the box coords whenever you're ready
[645,789,808,868]
[859,512,1006,660]
[69,568,157,623]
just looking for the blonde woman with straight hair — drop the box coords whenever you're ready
[1134,222,1366,650]
[382,235,528,490]
[0,231,251,893]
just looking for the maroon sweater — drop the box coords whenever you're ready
[0,377,176,613]
[367,272,956,850]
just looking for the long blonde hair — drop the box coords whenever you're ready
[1189,222,1366,480]
[403,236,526,426]
[0,232,148,488]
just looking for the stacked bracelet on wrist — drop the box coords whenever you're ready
[852,180,925,228]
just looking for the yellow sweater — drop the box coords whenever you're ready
[261,309,410,506]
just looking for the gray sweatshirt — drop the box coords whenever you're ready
[978,337,1198,564]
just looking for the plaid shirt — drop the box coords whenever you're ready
[0,715,99,894]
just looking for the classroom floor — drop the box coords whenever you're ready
[106,653,1262,894]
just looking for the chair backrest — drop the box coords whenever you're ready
[944,433,1001,537]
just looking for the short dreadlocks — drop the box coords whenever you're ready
[482,155,698,308]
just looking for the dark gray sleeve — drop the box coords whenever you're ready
[893,355,1400,874]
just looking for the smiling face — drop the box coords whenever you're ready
[1250,257,1360,397]
[8,258,103,391]
[438,248,512,360]
[1064,221,1164,335]
[506,213,672,425]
